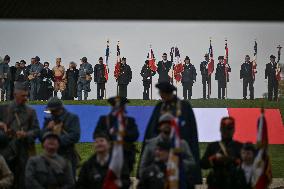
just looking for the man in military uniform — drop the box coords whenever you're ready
[52,57,66,98]
[94,96,139,173]
[77,133,131,189]
[41,97,81,177]
[240,55,254,100]
[265,55,279,101]
[25,132,74,188]
[200,53,210,99]
[29,56,44,100]
[140,60,156,100]
[201,117,243,189]
[0,83,40,189]
[77,57,93,100]
[142,82,202,185]
[94,57,107,100]
[117,57,132,98]
[157,53,172,83]
[215,56,231,99]
[181,56,197,100]
[0,55,11,101]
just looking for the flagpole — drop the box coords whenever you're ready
[150,44,153,100]
[208,38,211,99]
[105,39,109,99]
[225,38,228,99]
[277,45,282,102]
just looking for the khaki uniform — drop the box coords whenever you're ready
[52,65,66,92]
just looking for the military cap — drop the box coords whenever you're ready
[270,55,276,59]
[108,96,129,107]
[156,82,177,93]
[99,57,103,61]
[184,56,190,60]
[4,55,10,61]
[159,113,174,124]
[218,56,224,60]
[162,53,167,56]
[14,82,29,91]
[81,57,87,62]
[121,57,126,61]
[46,97,63,111]
[204,53,209,57]
[34,56,40,61]
[20,60,26,64]
[42,132,60,143]
[156,140,171,151]
[93,132,111,141]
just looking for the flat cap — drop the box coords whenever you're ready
[156,82,176,93]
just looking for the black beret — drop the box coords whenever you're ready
[218,56,224,60]
[245,55,250,58]
[121,57,126,61]
[81,57,87,62]
[184,56,190,60]
[156,82,176,93]
[270,55,276,59]
[108,96,129,107]
[99,57,103,61]
[163,53,167,56]
[46,97,63,111]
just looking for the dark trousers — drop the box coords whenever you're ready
[218,80,226,99]
[118,84,127,97]
[268,80,279,101]
[143,86,150,100]
[97,83,105,100]
[182,82,193,100]
[243,78,254,99]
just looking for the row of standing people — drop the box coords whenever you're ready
[0,82,267,188]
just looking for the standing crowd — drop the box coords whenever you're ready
[0,81,270,189]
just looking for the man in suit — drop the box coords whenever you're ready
[200,53,210,99]
[94,57,107,100]
[181,56,197,100]
[240,55,254,100]
[265,55,279,101]
[140,60,156,100]
[215,56,231,99]
[157,53,172,83]
[117,57,132,98]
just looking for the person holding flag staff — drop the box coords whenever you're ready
[200,53,210,99]
[140,60,156,100]
[157,53,172,83]
[181,56,197,100]
[240,55,255,100]
[115,57,132,98]
[215,56,231,99]
[265,54,280,101]
[94,57,107,100]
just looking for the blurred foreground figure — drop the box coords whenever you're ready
[201,117,243,189]
[25,132,74,189]
[94,96,139,173]
[77,133,131,189]
[0,83,40,189]
[142,82,202,185]
[0,154,13,188]
[41,97,81,177]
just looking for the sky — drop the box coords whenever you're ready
[0,20,283,100]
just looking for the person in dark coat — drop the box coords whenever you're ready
[29,56,44,101]
[140,60,156,100]
[94,96,139,174]
[265,55,279,101]
[39,62,54,101]
[77,133,131,189]
[94,57,107,100]
[0,55,11,101]
[157,53,172,83]
[117,57,132,98]
[0,83,40,189]
[25,132,74,189]
[200,117,243,189]
[9,62,20,100]
[200,53,210,99]
[137,140,172,189]
[142,82,202,185]
[40,97,81,177]
[66,62,79,100]
[15,60,29,85]
[181,56,197,100]
[215,56,231,99]
[240,55,255,100]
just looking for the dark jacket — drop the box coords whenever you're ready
[181,63,197,84]
[76,154,131,189]
[140,64,156,86]
[15,67,29,82]
[215,63,231,82]
[117,63,132,85]
[25,154,75,189]
[200,60,209,78]
[94,64,107,83]
[200,140,243,189]
[157,60,172,83]
[240,62,253,80]
[66,68,79,98]
[265,62,278,82]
